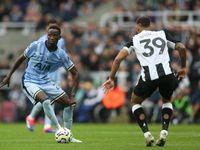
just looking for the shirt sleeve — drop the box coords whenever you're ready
[24,42,36,58]
[123,39,134,54]
[61,50,74,70]
[163,30,180,49]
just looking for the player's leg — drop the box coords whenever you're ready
[56,94,82,143]
[131,77,157,147]
[43,80,61,133]
[131,93,154,147]
[35,91,61,130]
[156,74,174,146]
[22,86,42,131]
[43,103,56,133]
[26,103,43,131]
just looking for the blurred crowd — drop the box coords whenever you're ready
[0,0,111,25]
[0,0,200,124]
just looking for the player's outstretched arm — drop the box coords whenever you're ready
[174,42,187,80]
[67,66,80,110]
[0,54,26,88]
[102,49,128,93]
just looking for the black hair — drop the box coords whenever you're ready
[46,19,58,26]
[136,16,151,27]
[48,25,61,35]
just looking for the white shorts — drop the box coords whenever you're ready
[22,81,65,105]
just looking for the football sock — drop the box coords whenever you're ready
[63,106,74,130]
[44,103,55,129]
[162,103,173,131]
[132,104,149,133]
[29,102,43,119]
[42,99,61,130]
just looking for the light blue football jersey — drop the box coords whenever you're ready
[22,40,73,84]
[38,35,66,85]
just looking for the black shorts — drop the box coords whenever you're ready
[134,74,175,100]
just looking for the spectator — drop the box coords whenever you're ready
[186,26,198,55]
[64,0,78,21]
[190,80,200,123]
[180,25,189,46]
[14,0,28,14]
[24,0,42,22]
[189,47,200,94]
[4,0,13,14]
[172,91,193,124]
[102,82,125,115]
[0,4,7,21]
[114,35,126,53]
[88,52,100,71]
[10,5,24,22]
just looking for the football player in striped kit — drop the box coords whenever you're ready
[102,16,187,147]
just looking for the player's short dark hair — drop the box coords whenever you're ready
[48,25,61,35]
[46,19,58,26]
[136,16,151,27]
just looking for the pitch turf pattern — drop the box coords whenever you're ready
[0,123,200,150]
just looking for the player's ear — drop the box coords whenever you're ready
[136,26,140,33]
[149,25,152,30]
[46,26,49,31]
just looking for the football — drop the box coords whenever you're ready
[55,127,73,143]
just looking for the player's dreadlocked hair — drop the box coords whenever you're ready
[136,16,151,27]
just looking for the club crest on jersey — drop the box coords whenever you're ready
[34,63,50,71]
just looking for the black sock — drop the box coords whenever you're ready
[162,108,172,131]
[133,107,149,133]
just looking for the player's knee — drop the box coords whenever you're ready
[131,93,143,106]
[42,99,51,106]
[162,97,171,103]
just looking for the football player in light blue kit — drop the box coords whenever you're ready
[0,26,82,143]
[26,19,66,133]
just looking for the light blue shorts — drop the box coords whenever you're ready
[22,81,65,105]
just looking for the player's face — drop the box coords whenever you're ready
[47,29,61,46]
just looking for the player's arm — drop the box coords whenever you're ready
[109,39,133,80]
[102,48,129,93]
[164,30,186,68]
[0,54,26,88]
[66,66,80,109]
[102,39,133,93]
[68,66,80,98]
[175,42,186,68]
[164,30,187,79]
[109,49,128,80]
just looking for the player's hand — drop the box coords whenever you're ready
[69,96,77,110]
[0,76,10,88]
[175,68,187,80]
[102,78,115,93]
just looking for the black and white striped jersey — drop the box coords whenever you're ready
[123,30,179,81]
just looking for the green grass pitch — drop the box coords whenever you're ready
[0,123,200,150]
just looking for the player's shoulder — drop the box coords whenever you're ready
[60,37,65,42]
[32,40,45,46]
[38,34,47,41]
[57,46,67,54]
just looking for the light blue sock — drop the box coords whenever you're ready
[42,99,61,130]
[63,106,74,130]
[30,102,43,119]
[44,103,55,129]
